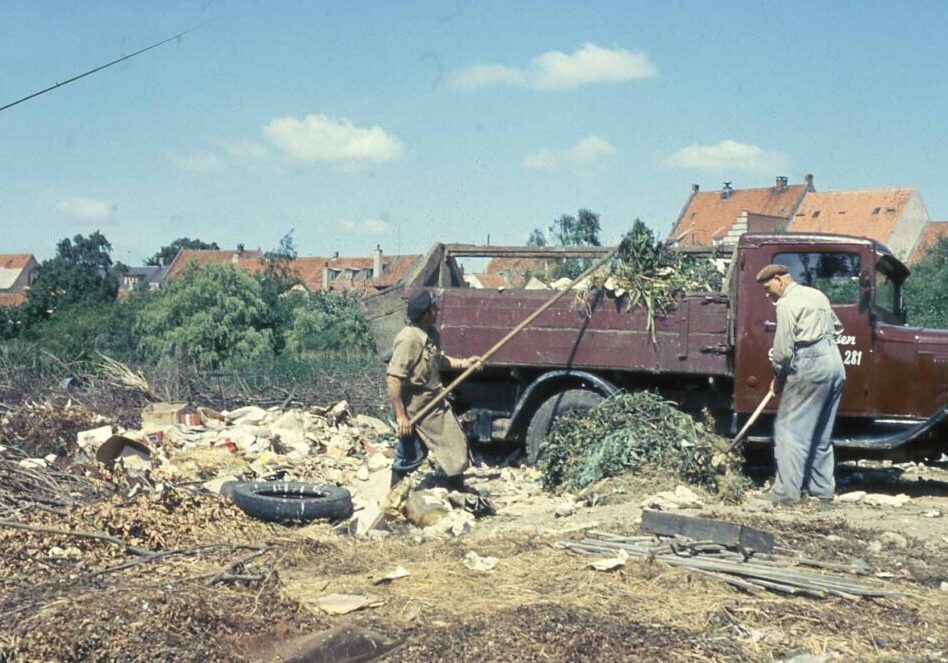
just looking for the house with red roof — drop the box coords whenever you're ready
[788,187,930,260]
[668,176,814,248]
[163,245,422,295]
[0,254,39,307]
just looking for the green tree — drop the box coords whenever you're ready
[145,237,221,267]
[21,232,124,325]
[256,231,304,354]
[528,208,602,279]
[135,263,274,368]
[285,292,375,357]
[904,236,948,329]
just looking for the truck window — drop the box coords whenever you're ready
[773,252,861,305]
[874,262,901,324]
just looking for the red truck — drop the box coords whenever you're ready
[364,233,948,463]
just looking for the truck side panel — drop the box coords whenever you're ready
[437,288,731,376]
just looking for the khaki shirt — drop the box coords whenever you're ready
[772,282,844,377]
[387,324,442,392]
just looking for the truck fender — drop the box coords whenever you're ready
[507,370,619,440]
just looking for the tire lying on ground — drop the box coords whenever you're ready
[229,481,353,523]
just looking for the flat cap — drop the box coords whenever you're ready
[406,288,436,321]
[755,264,790,283]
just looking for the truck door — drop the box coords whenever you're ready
[737,247,871,416]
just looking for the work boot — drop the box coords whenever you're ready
[390,468,409,488]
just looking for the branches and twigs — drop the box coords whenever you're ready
[0,519,154,557]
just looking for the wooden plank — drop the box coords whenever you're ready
[640,511,774,554]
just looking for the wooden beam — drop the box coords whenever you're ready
[640,511,775,553]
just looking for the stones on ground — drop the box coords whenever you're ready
[588,548,629,571]
[640,485,703,510]
[463,551,499,572]
[940,581,948,592]
[879,531,909,549]
[866,540,883,554]
[921,509,942,518]
[371,566,409,585]
[863,493,912,507]
[554,501,577,518]
[836,491,866,503]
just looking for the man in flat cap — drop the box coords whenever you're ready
[386,288,480,494]
[755,263,846,505]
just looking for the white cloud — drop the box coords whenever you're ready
[264,114,403,162]
[223,140,268,159]
[338,218,390,235]
[452,43,657,90]
[523,134,617,170]
[664,140,787,174]
[55,197,116,221]
[168,150,222,172]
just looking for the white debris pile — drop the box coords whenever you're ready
[74,400,396,492]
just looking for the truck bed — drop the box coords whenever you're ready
[437,287,732,377]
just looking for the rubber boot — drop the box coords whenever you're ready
[443,474,479,495]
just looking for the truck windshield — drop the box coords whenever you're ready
[774,252,861,305]
[874,260,903,324]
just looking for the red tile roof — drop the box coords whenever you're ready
[909,220,948,263]
[788,188,915,243]
[669,179,811,246]
[466,273,509,289]
[0,254,35,270]
[164,249,421,294]
[485,257,554,287]
[164,249,263,279]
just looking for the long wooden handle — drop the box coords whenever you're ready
[408,247,620,427]
[725,388,775,453]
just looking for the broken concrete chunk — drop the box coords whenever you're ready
[356,466,370,481]
[141,402,187,428]
[367,452,391,472]
[350,499,384,536]
[836,491,866,503]
[372,566,410,585]
[224,406,268,426]
[879,531,909,549]
[76,425,114,452]
[463,551,499,572]
[405,491,452,528]
[314,593,384,615]
[554,502,577,518]
[640,485,703,510]
[862,493,911,508]
[588,549,629,571]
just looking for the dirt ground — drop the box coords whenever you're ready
[3,420,948,661]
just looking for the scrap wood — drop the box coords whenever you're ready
[0,519,153,557]
[556,531,899,600]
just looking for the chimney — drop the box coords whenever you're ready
[333,251,339,259]
[372,244,383,279]
[232,244,244,263]
[322,265,330,291]
[691,184,699,194]
[804,173,814,190]
[775,176,788,192]
[721,181,733,200]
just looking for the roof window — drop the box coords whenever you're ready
[872,207,880,215]
[811,210,821,218]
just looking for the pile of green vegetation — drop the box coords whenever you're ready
[538,391,750,502]
[586,220,726,338]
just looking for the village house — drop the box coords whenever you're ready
[667,176,814,249]
[788,187,931,261]
[163,244,421,295]
[908,220,948,263]
[0,254,39,308]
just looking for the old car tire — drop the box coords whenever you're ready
[524,389,604,465]
[230,481,353,523]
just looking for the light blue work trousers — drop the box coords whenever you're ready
[772,337,846,500]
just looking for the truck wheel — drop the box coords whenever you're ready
[229,481,353,523]
[524,389,604,465]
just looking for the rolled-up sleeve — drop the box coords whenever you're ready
[387,332,419,379]
[771,300,794,377]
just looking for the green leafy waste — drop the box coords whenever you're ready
[582,220,727,340]
[538,391,750,502]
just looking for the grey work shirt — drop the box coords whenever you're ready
[771,282,844,378]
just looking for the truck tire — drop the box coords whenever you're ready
[524,389,604,465]
[230,481,353,523]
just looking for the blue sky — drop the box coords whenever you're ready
[2,1,947,264]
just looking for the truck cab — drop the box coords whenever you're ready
[735,233,948,457]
